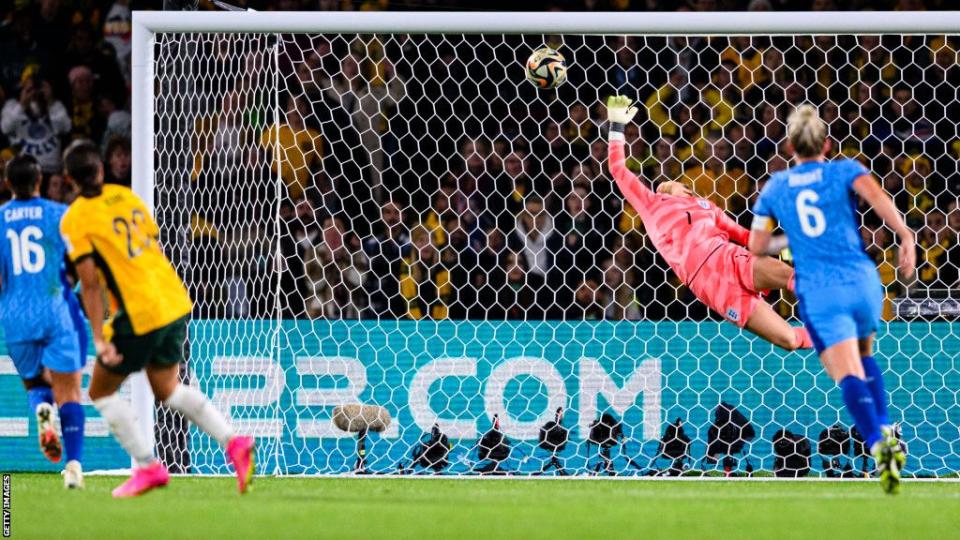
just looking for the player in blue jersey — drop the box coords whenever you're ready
[0,155,87,488]
[748,105,916,494]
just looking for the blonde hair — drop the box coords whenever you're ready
[787,104,827,159]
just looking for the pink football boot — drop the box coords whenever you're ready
[112,461,170,498]
[226,436,255,494]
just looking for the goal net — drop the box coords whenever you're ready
[141,12,959,477]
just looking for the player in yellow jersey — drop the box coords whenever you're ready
[60,141,255,498]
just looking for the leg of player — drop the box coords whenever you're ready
[857,335,890,426]
[50,370,85,489]
[146,362,255,494]
[750,257,811,349]
[744,302,811,351]
[820,338,902,494]
[89,363,170,498]
[751,256,795,292]
[22,372,61,463]
[857,334,905,493]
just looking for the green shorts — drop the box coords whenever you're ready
[102,314,188,375]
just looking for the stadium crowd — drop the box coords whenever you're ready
[1,0,959,323]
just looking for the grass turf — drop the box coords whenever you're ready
[8,474,960,539]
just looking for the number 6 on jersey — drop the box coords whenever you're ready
[796,189,826,237]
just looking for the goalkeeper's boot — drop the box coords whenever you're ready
[226,436,255,494]
[36,403,62,463]
[112,461,169,498]
[872,426,906,495]
[63,460,84,490]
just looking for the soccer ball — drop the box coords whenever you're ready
[524,47,567,89]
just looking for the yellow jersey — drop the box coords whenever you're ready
[61,184,192,337]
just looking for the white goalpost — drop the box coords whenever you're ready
[130,10,960,477]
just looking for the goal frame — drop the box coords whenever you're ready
[129,9,960,470]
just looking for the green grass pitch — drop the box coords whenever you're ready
[8,474,960,539]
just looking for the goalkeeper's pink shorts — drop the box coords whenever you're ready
[687,243,761,329]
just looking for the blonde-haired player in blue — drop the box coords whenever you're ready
[748,104,916,494]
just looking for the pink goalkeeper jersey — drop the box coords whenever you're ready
[608,139,750,284]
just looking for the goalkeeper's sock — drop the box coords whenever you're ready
[839,375,882,448]
[861,355,890,426]
[58,402,85,464]
[164,384,234,446]
[27,386,54,415]
[93,393,155,468]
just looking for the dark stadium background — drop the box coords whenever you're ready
[2,0,957,329]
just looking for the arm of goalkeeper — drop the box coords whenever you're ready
[606,95,653,204]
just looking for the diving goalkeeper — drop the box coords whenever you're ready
[605,95,811,351]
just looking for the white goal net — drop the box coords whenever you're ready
[143,13,960,477]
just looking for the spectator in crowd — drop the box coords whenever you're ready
[324,47,404,190]
[40,171,70,203]
[102,0,132,87]
[279,197,322,317]
[863,225,901,320]
[470,226,508,319]
[899,155,938,228]
[532,121,567,178]
[492,150,540,225]
[555,185,605,279]
[600,258,634,320]
[364,201,409,318]
[887,84,935,152]
[62,23,125,106]
[440,213,477,319]
[645,68,688,139]
[98,94,130,150]
[643,136,683,183]
[610,37,645,92]
[561,103,596,161]
[305,215,368,319]
[917,209,960,291]
[103,135,130,186]
[2,68,71,174]
[566,278,604,320]
[67,65,101,140]
[33,0,70,66]
[508,196,560,289]
[400,225,451,319]
[261,95,323,201]
[683,137,749,215]
[947,200,960,235]
[501,251,544,320]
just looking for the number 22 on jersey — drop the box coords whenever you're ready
[112,209,153,258]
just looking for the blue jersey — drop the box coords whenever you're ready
[753,159,877,292]
[0,197,79,343]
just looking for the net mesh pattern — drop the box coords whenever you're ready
[152,31,960,476]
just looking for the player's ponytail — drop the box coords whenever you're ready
[786,104,827,159]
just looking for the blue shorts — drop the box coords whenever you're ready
[796,274,884,354]
[7,328,87,380]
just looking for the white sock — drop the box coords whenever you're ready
[164,384,234,446]
[92,394,154,468]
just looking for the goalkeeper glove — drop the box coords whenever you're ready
[606,95,639,134]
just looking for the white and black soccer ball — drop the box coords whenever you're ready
[524,47,567,90]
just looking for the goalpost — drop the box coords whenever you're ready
[129,10,960,477]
